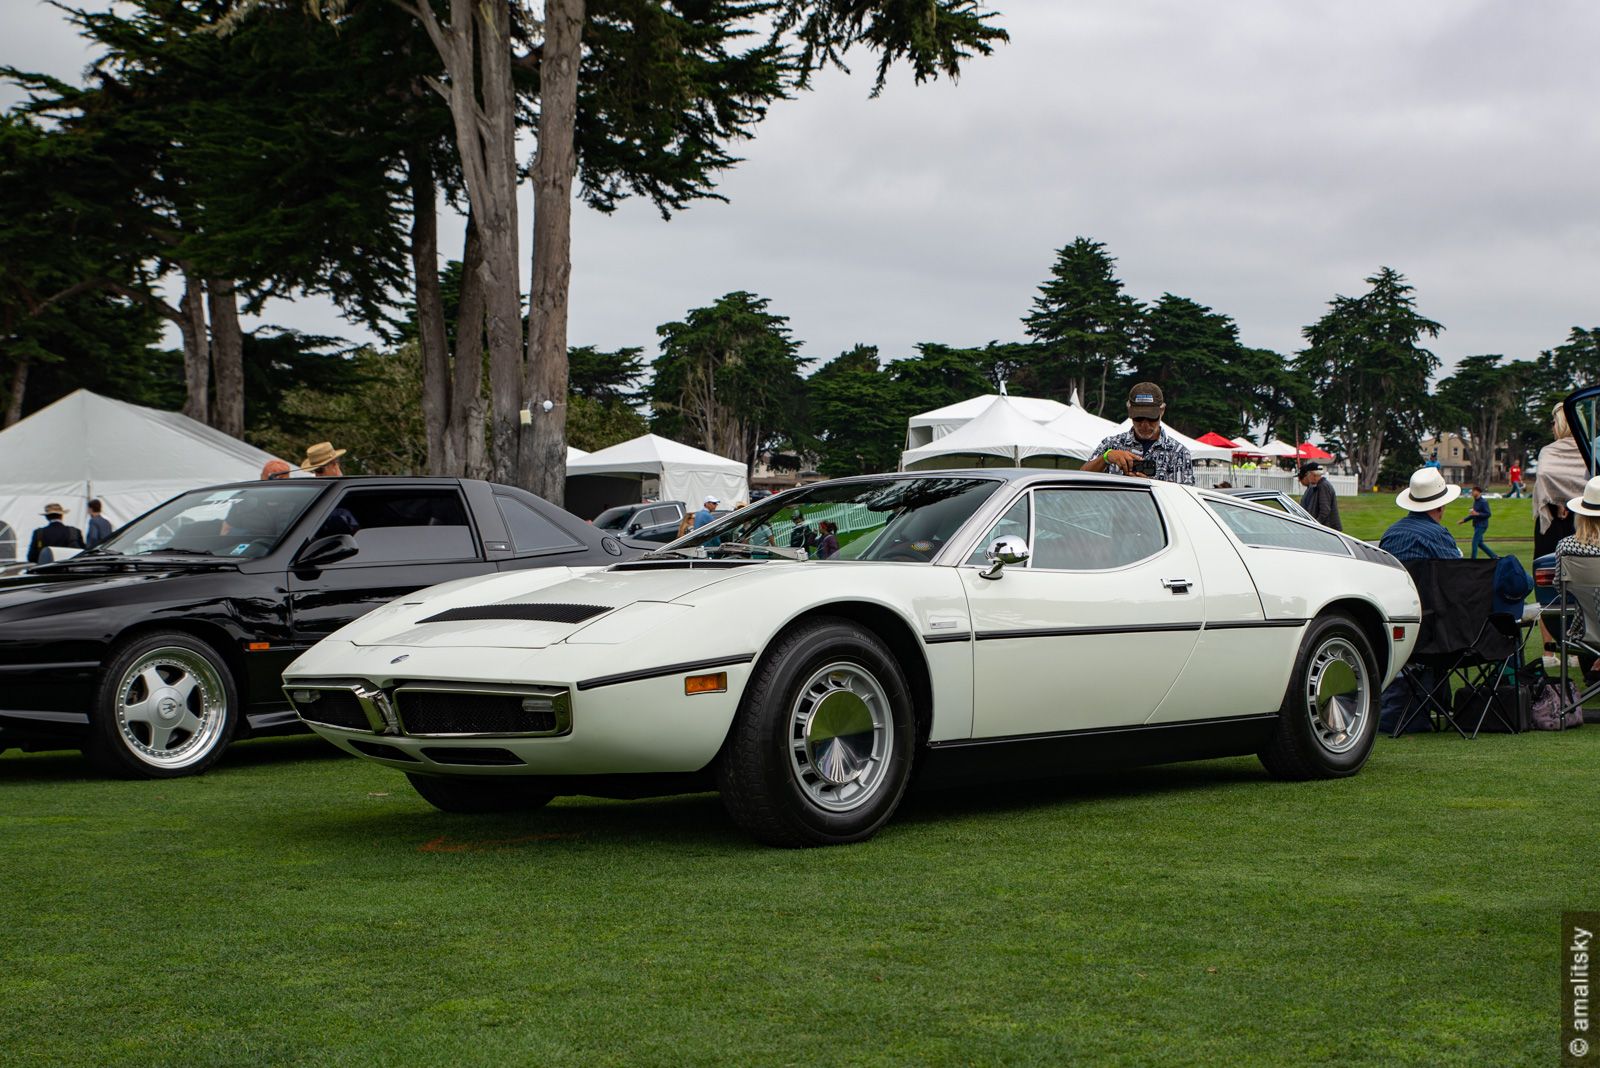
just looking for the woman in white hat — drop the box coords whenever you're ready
[1553,475,1600,651]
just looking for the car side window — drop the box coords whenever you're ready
[639,507,669,528]
[1209,500,1350,556]
[495,496,583,555]
[966,494,1031,566]
[324,488,478,564]
[1030,488,1166,570]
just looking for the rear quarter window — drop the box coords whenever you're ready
[1208,499,1350,556]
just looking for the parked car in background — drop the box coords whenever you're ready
[0,478,631,778]
[592,500,687,543]
[286,470,1419,847]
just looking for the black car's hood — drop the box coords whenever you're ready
[0,560,238,614]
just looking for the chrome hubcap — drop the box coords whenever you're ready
[114,648,227,769]
[788,661,892,812]
[1305,637,1369,754]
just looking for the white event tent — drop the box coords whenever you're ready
[565,433,747,517]
[0,389,283,561]
[900,396,1091,470]
[1255,439,1302,458]
[905,394,1072,450]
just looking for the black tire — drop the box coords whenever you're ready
[86,631,239,779]
[1259,613,1379,781]
[406,773,555,814]
[717,617,915,847]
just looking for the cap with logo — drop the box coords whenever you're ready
[1127,382,1164,420]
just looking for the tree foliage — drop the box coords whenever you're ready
[649,291,809,469]
[1019,237,1142,415]
[1296,267,1441,491]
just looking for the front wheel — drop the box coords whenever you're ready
[717,617,915,847]
[406,773,554,814]
[87,631,239,779]
[1259,613,1379,780]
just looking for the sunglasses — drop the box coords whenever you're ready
[1130,417,1160,425]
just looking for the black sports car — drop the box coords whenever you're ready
[0,477,630,777]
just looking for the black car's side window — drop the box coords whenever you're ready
[1031,488,1167,571]
[322,488,478,564]
[495,496,583,555]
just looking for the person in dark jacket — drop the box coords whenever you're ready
[84,498,113,549]
[1455,485,1497,559]
[27,503,86,563]
[1296,462,1342,530]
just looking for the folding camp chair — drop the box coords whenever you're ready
[1392,559,1523,738]
[1555,555,1600,725]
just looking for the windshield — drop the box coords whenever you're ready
[99,484,325,559]
[664,476,1001,562]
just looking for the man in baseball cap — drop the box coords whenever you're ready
[692,495,720,531]
[1296,461,1342,530]
[1082,381,1195,485]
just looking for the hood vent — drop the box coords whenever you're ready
[418,603,613,625]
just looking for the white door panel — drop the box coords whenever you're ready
[963,485,1204,737]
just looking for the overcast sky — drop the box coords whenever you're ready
[10,1,1599,379]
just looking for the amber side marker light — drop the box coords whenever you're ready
[685,672,727,695]
[247,642,271,652]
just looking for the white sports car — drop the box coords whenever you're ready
[283,471,1420,846]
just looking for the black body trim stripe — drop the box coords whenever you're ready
[977,622,1203,641]
[1204,618,1308,631]
[1387,616,1421,624]
[927,712,1279,750]
[922,632,972,645]
[0,708,92,726]
[576,654,756,692]
[0,661,99,674]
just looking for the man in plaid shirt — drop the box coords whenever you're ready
[1083,382,1195,485]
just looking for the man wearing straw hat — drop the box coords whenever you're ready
[26,502,86,563]
[299,441,347,477]
[1376,467,1463,733]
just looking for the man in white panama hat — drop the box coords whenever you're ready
[1376,467,1465,734]
[1378,466,1463,563]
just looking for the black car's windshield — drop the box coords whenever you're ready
[661,476,1000,562]
[100,484,325,559]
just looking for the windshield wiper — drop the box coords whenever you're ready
[133,548,216,557]
[709,542,806,561]
[639,546,704,560]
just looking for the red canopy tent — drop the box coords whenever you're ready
[1297,442,1334,460]
[1196,431,1241,449]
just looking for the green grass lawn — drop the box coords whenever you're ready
[1335,488,1538,571]
[3,727,1595,1066]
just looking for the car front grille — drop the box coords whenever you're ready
[293,689,372,731]
[394,686,571,737]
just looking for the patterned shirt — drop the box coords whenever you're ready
[1378,511,1462,563]
[1092,427,1195,485]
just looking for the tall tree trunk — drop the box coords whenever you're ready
[447,213,488,478]
[407,147,450,475]
[519,0,586,505]
[411,0,524,483]
[207,278,245,437]
[177,271,210,425]
[4,357,28,427]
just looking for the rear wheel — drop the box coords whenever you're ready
[87,632,238,779]
[717,617,915,847]
[406,773,554,814]
[1259,613,1378,780]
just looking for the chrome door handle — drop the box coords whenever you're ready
[1161,577,1193,593]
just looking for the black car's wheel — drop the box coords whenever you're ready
[1259,613,1379,780]
[86,631,239,779]
[717,617,915,847]
[406,773,554,814]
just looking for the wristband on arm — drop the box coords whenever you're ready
[1103,449,1115,464]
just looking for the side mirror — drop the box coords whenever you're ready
[294,534,358,569]
[626,522,642,535]
[980,535,1030,580]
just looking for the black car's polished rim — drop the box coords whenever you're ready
[113,647,228,769]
